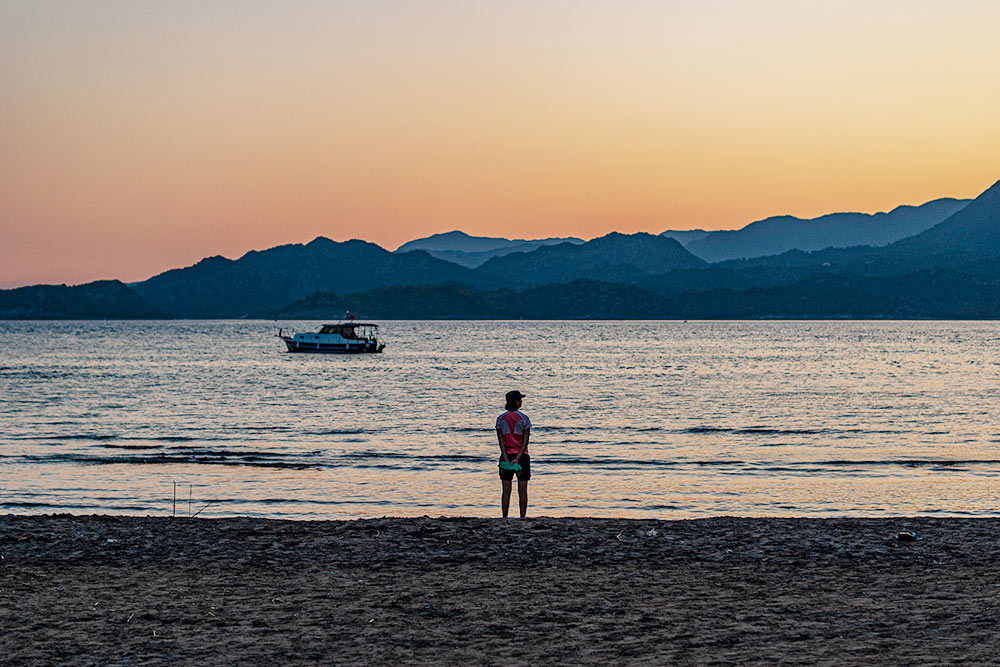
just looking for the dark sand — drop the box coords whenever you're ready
[3,515,1000,665]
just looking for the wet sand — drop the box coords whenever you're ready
[3,514,1000,665]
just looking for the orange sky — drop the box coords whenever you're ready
[2,1,999,287]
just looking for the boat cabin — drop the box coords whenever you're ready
[318,323,379,340]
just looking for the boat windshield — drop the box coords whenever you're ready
[317,324,378,340]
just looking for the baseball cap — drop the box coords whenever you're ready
[505,390,526,402]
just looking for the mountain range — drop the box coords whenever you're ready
[663,197,970,262]
[2,180,997,319]
[397,198,970,266]
[394,231,584,268]
[131,238,473,318]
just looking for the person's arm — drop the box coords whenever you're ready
[497,428,510,462]
[513,428,529,463]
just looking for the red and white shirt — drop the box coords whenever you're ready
[496,411,531,455]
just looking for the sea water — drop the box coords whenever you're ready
[2,320,1000,518]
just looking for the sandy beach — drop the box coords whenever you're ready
[3,514,1000,665]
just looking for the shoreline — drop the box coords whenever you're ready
[4,515,1000,664]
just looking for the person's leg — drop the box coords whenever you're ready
[501,479,512,518]
[517,481,528,518]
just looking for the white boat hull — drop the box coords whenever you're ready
[280,337,384,354]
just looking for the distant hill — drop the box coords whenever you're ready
[887,180,1000,257]
[659,230,711,246]
[395,231,584,268]
[673,198,969,262]
[683,269,1000,319]
[268,280,676,319]
[0,280,168,319]
[271,283,509,319]
[714,180,1000,275]
[266,266,1000,320]
[470,232,707,287]
[133,237,472,318]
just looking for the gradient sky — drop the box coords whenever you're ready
[2,1,999,287]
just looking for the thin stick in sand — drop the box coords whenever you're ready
[190,501,216,518]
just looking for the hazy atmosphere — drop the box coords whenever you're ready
[3,0,999,287]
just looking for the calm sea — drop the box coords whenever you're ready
[2,320,1000,519]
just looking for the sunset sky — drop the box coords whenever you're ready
[2,1,999,287]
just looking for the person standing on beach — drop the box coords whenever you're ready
[496,390,531,518]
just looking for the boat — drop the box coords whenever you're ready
[277,321,386,354]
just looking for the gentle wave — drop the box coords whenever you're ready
[340,450,484,462]
[99,443,165,450]
[0,367,69,379]
[304,428,372,435]
[3,424,919,444]
[681,426,832,435]
[5,434,201,442]
[9,448,1000,474]
[14,451,317,470]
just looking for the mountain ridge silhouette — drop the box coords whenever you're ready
[5,181,998,319]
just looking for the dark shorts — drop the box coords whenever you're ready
[499,454,531,481]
